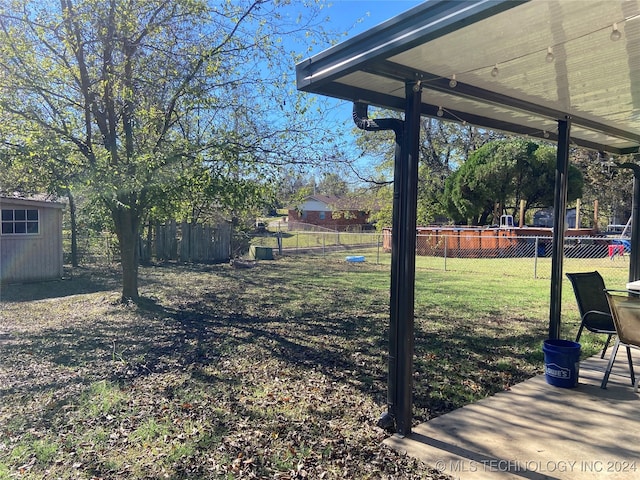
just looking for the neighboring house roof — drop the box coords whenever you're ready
[306,194,339,206]
[291,195,371,212]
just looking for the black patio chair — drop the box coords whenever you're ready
[566,271,616,358]
[601,291,640,389]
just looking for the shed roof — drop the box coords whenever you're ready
[0,195,66,209]
[296,0,640,154]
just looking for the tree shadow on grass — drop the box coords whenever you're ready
[412,313,547,420]
[1,262,549,427]
[0,281,390,414]
[1,265,121,302]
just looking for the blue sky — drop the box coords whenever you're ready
[290,1,424,179]
[306,1,424,59]
[321,0,423,39]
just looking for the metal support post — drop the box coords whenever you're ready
[548,117,571,340]
[392,82,421,436]
[352,81,421,436]
[617,163,640,282]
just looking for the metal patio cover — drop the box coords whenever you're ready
[295,0,640,436]
[296,0,640,155]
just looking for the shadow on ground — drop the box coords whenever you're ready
[1,265,121,302]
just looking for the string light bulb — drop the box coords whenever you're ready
[436,106,444,117]
[491,64,499,77]
[449,74,457,88]
[611,23,622,41]
[545,46,555,63]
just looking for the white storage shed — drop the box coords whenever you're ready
[1,196,65,284]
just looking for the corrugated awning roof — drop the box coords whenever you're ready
[296,0,640,154]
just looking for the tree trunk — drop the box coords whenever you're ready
[143,221,153,265]
[112,202,140,302]
[67,188,79,267]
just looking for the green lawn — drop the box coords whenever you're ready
[251,230,381,250]
[0,255,613,479]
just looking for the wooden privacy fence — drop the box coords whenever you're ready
[154,221,231,263]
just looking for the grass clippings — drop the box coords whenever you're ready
[0,257,590,479]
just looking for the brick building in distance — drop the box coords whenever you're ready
[287,195,374,231]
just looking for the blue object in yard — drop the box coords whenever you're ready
[345,255,365,263]
[612,239,631,252]
[542,339,581,388]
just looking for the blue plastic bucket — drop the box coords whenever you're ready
[542,339,581,388]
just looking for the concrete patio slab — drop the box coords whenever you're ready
[385,352,640,479]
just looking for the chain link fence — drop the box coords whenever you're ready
[250,230,630,285]
[65,229,631,292]
[64,230,119,265]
